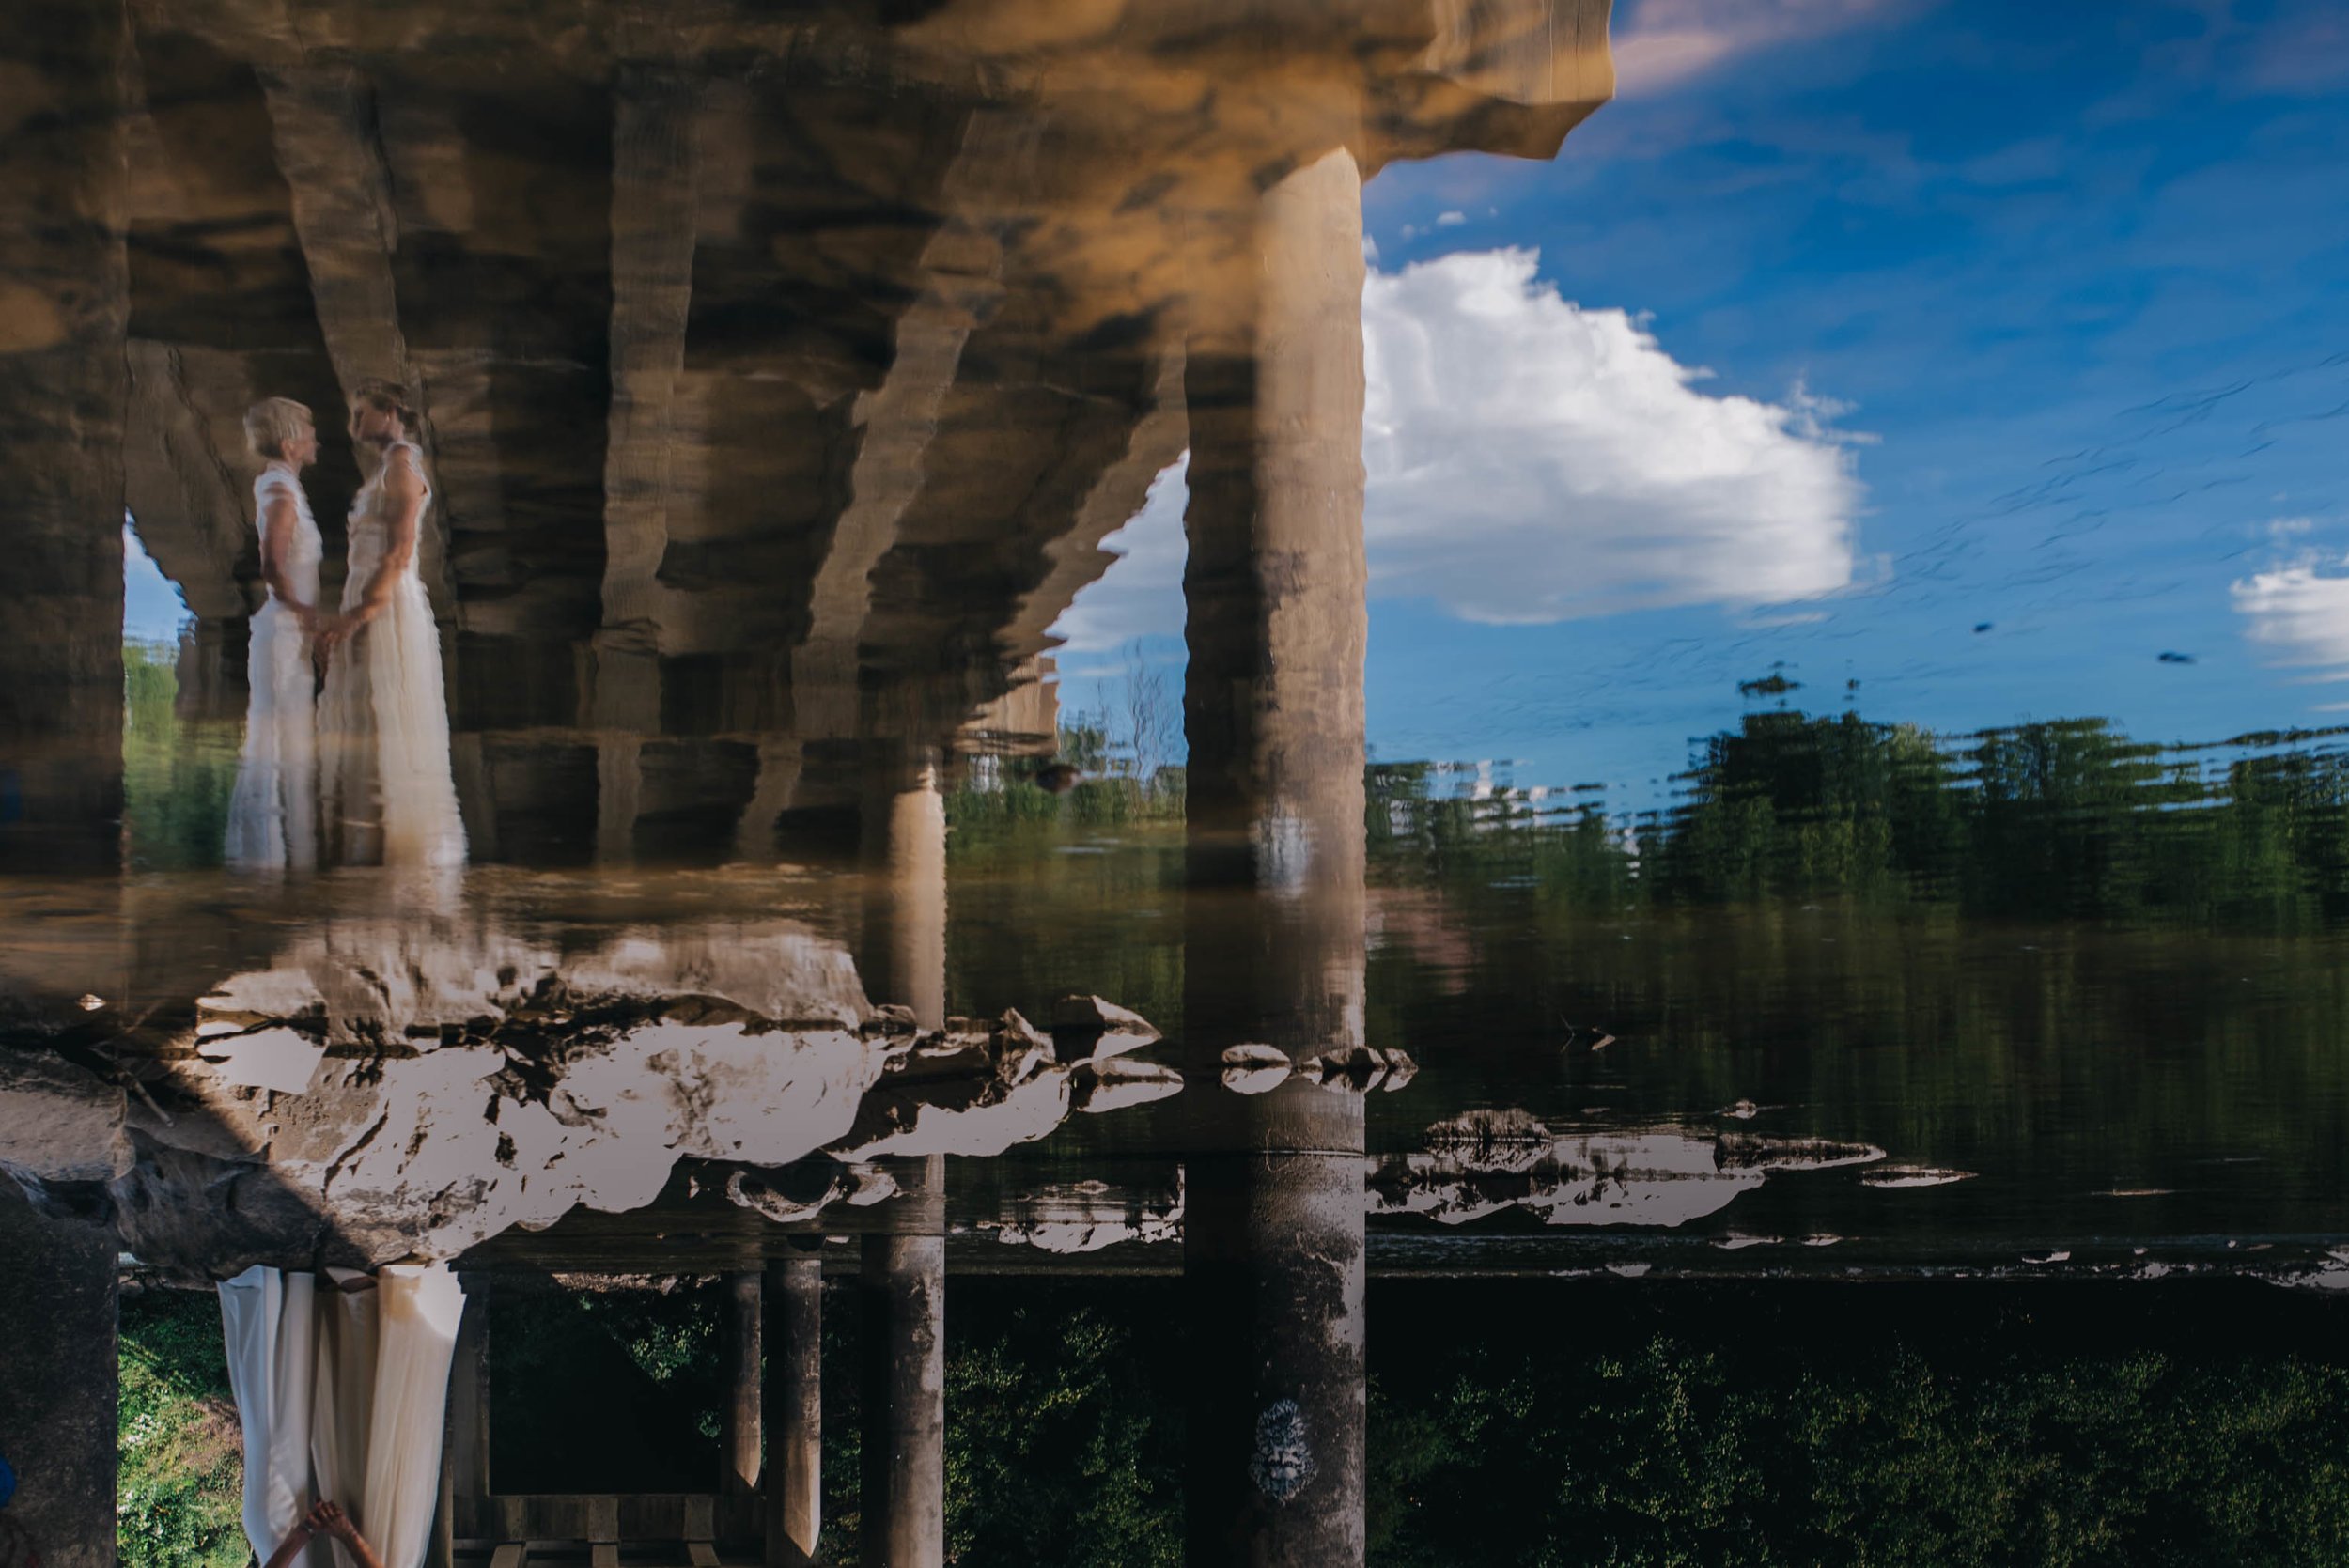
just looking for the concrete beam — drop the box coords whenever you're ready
[124,339,259,623]
[257,62,454,612]
[598,67,699,653]
[1418,0,1614,107]
[786,114,1011,753]
[998,349,1188,668]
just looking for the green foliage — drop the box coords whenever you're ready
[940,1305,1178,1568]
[117,1291,245,1568]
[946,773,1181,833]
[1369,1333,2349,1568]
[1367,708,2349,935]
[121,640,239,873]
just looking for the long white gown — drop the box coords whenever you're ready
[225,463,322,871]
[220,1265,465,1568]
[319,439,467,869]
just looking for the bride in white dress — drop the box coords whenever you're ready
[318,380,467,869]
[225,397,324,871]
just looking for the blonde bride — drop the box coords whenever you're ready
[318,380,466,869]
[225,397,323,871]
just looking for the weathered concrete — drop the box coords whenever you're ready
[0,880,1170,1270]
[859,1210,946,1568]
[1180,147,1372,1568]
[761,1252,823,1567]
[0,1188,118,1568]
[0,0,131,875]
[597,63,698,660]
[54,0,1615,858]
[852,755,951,1567]
[257,62,454,613]
[722,1270,763,1499]
[860,753,950,1032]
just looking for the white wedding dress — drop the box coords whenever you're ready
[220,1264,465,1568]
[225,464,322,871]
[319,440,467,869]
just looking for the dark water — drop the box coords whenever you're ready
[5,2,2348,1565]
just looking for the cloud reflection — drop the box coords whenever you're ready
[1611,0,1919,96]
[2232,554,2349,682]
[1054,249,1863,651]
[1363,247,1861,625]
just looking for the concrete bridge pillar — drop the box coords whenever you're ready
[722,1271,763,1502]
[1179,145,1370,1568]
[761,1250,824,1567]
[857,749,948,1567]
[0,0,131,876]
[859,749,949,1033]
[857,1157,947,1568]
[0,1192,119,1568]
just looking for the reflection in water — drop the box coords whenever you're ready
[1,0,2345,1562]
[1367,1110,1884,1230]
[55,894,1173,1268]
[318,385,465,871]
[224,401,324,873]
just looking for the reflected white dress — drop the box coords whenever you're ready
[226,463,321,871]
[319,440,467,868]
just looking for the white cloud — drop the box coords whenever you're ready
[1362,248,1859,624]
[1050,247,1861,645]
[1614,0,1917,96]
[2232,557,2349,673]
[1436,210,1468,227]
[1050,457,1189,655]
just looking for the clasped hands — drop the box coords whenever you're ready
[301,603,380,660]
[292,1499,364,1547]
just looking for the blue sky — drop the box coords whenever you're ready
[1056,0,2349,796]
[126,523,190,644]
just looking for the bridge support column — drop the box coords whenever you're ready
[0,0,130,877]
[0,1192,119,1568]
[1180,145,1370,1568]
[761,1251,823,1566]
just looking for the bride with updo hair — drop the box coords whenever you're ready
[317,380,466,869]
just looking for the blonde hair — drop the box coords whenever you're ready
[242,396,313,461]
[351,378,418,434]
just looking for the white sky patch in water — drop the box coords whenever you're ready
[124,520,191,643]
[1051,248,1863,650]
[2232,556,2349,676]
[1050,456,1190,660]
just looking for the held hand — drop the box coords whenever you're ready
[306,1500,359,1545]
[318,607,374,658]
